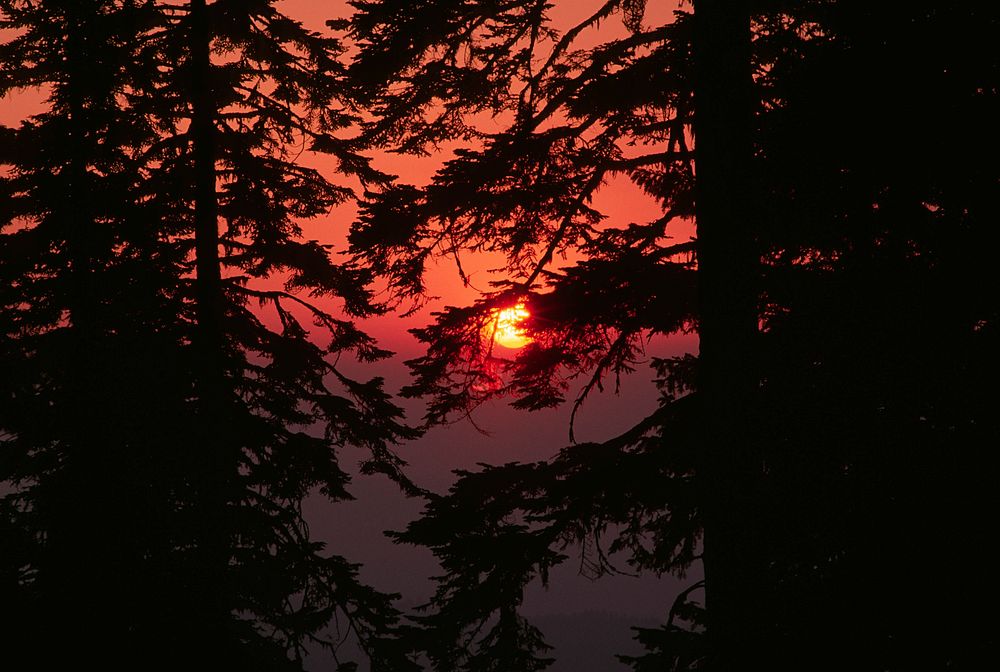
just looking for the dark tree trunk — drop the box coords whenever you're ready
[189,0,234,659]
[692,1,761,670]
[57,2,101,648]
[190,3,222,385]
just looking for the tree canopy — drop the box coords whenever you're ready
[1,1,997,670]
[345,1,1000,670]
[1,1,417,668]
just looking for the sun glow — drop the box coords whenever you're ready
[490,303,532,349]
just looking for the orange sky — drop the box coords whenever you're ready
[278,0,694,351]
[0,4,696,664]
[0,0,696,403]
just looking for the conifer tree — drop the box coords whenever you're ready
[0,1,197,661]
[1,1,420,667]
[144,1,420,665]
[690,1,760,669]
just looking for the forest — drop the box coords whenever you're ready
[1,1,997,670]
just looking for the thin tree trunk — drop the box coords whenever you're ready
[61,0,100,639]
[693,1,760,669]
[189,0,233,659]
[191,5,222,376]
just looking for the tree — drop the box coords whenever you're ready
[1,1,420,667]
[0,1,198,661]
[152,1,420,665]
[343,0,1000,670]
[690,1,761,669]
[744,3,1000,667]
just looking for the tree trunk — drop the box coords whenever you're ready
[189,0,234,660]
[692,1,760,670]
[191,5,222,380]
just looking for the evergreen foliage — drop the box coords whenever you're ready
[1,1,997,669]
[345,1,1000,670]
[1,1,419,667]
[0,1,198,660]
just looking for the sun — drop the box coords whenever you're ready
[489,303,532,349]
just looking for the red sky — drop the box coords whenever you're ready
[0,3,696,668]
[272,5,698,668]
[278,0,695,356]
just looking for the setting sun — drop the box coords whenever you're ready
[489,303,532,349]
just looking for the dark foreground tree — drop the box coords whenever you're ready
[0,1,198,660]
[690,2,761,669]
[1,1,419,668]
[158,2,418,665]
[344,1,1000,670]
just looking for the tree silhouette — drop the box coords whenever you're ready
[344,1,1000,670]
[3,1,997,668]
[1,1,419,668]
[690,2,762,669]
[743,3,1000,668]
[1,1,199,661]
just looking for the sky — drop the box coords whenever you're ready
[0,2,697,669]
[275,2,699,669]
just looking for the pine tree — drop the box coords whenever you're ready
[1,1,421,667]
[0,0,197,661]
[690,2,761,669]
[140,1,421,665]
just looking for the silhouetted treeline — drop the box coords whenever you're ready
[2,1,998,671]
